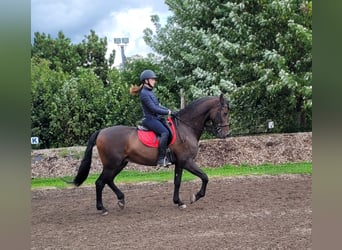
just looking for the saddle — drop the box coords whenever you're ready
[137,117,176,148]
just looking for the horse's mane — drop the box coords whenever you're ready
[178,96,217,118]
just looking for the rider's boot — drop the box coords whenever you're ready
[157,133,172,167]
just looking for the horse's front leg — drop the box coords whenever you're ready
[184,159,209,203]
[173,164,186,209]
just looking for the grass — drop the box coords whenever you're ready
[31,162,312,189]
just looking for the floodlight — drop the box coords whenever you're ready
[122,37,129,44]
[114,38,121,44]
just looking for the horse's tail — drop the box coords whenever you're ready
[73,130,100,186]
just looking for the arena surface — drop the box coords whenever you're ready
[31,174,311,249]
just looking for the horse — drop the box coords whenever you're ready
[71,93,230,215]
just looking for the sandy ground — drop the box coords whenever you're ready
[31,174,311,250]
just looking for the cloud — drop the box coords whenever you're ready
[31,0,171,66]
[31,0,112,40]
[95,7,158,65]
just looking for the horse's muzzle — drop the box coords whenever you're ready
[216,126,230,138]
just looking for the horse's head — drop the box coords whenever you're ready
[208,93,230,138]
[175,94,230,139]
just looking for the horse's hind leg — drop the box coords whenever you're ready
[95,161,127,214]
[95,172,108,215]
[95,160,127,215]
[107,160,128,209]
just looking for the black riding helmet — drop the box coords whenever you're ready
[140,70,157,82]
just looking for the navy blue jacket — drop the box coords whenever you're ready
[140,86,169,119]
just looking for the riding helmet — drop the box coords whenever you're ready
[140,70,157,82]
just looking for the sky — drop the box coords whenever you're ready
[31,0,172,66]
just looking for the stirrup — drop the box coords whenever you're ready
[157,157,172,168]
[165,158,172,166]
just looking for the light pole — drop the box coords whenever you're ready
[114,37,129,68]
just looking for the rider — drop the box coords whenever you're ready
[129,69,172,167]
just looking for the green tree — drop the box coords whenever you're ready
[49,68,107,146]
[31,55,113,148]
[31,57,70,148]
[32,31,81,73]
[144,0,312,132]
[32,30,116,85]
[77,30,116,85]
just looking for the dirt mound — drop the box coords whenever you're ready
[31,132,312,178]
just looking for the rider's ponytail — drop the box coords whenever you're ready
[129,84,143,95]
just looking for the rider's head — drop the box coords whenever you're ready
[130,70,158,95]
[140,70,157,87]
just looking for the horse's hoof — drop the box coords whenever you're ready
[190,194,196,204]
[118,199,125,209]
[178,204,187,209]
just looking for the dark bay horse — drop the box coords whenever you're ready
[72,94,230,214]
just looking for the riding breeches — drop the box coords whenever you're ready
[142,118,170,137]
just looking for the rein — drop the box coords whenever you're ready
[172,114,204,133]
[172,101,228,135]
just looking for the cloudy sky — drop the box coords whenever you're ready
[31,0,172,66]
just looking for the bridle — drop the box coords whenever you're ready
[172,101,229,136]
[212,103,229,135]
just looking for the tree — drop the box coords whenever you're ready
[32,31,80,73]
[31,57,70,148]
[49,67,107,146]
[32,58,110,148]
[32,30,116,85]
[77,30,116,85]
[143,0,312,132]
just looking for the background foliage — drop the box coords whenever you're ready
[31,0,312,148]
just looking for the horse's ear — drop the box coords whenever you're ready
[219,93,225,104]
